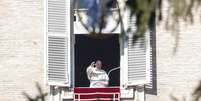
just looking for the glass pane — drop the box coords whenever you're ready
[76,0,116,9]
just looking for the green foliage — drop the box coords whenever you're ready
[164,0,201,52]
[126,0,155,38]
[126,0,201,47]
[75,0,201,48]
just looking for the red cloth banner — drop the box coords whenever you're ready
[74,87,120,101]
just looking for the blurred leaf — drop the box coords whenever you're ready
[170,94,179,101]
[192,81,201,101]
[23,82,47,101]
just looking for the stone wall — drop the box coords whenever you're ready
[0,0,47,101]
[146,1,201,101]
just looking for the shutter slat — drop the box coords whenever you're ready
[47,0,67,33]
[128,37,147,83]
[127,15,151,85]
[47,36,69,85]
[46,0,71,86]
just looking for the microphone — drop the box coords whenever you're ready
[108,67,120,77]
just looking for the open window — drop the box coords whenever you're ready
[44,0,151,88]
[74,34,120,87]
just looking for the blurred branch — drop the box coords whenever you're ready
[23,82,48,101]
[170,81,201,101]
[73,0,201,52]
[73,0,122,34]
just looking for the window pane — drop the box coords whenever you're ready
[76,0,116,9]
[77,0,88,8]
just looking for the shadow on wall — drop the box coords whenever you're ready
[145,12,157,95]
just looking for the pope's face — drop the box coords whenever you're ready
[96,61,102,69]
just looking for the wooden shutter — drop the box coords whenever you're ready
[145,23,157,94]
[45,0,72,86]
[126,16,151,86]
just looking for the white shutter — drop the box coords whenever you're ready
[126,16,151,86]
[45,0,72,86]
[145,25,157,94]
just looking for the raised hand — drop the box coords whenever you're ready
[90,61,96,67]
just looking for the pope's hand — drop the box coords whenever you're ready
[90,62,95,67]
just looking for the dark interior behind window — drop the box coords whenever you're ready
[74,34,120,87]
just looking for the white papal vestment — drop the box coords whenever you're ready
[86,65,109,88]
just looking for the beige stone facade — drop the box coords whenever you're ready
[0,0,48,101]
[1,0,201,101]
[146,1,201,101]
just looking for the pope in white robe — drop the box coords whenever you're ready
[86,60,109,88]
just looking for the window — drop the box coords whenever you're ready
[75,0,117,9]
[74,34,120,87]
